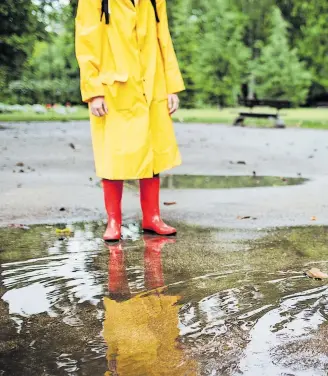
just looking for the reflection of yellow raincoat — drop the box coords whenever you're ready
[103,291,197,375]
[75,0,185,180]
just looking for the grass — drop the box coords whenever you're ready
[0,108,88,122]
[175,107,328,129]
[0,107,328,129]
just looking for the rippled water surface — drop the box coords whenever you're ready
[1,223,328,376]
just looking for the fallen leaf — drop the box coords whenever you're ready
[305,268,328,280]
[311,216,317,221]
[164,202,177,206]
[55,228,73,236]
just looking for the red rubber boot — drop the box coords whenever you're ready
[102,179,124,241]
[107,243,130,300]
[140,177,177,235]
[144,235,176,290]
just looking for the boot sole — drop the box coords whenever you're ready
[142,228,177,236]
[104,238,121,243]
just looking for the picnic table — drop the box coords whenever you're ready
[233,96,292,128]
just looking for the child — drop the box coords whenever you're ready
[75,0,185,241]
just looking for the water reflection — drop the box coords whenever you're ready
[1,224,328,375]
[2,224,104,321]
[104,236,197,376]
[237,285,328,376]
[126,174,308,190]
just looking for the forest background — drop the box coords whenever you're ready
[1,0,327,108]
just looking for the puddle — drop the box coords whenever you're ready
[126,175,308,190]
[1,223,328,375]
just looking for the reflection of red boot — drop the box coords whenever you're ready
[144,235,176,290]
[140,177,177,236]
[107,243,130,300]
[103,179,123,242]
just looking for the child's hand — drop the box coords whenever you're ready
[168,94,179,115]
[90,96,108,117]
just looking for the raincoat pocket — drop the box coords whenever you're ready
[100,71,137,111]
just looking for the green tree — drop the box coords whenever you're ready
[192,0,250,106]
[24,3,78,82]
[9,2,80,105]
[233,0,274,50]
[0,0,45,100]
[252,7,311,105]
[294,1,328,96]
[168,0,201,107]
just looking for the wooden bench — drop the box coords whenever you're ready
[233,98,292,128]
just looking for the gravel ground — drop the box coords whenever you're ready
[0,120,327,228]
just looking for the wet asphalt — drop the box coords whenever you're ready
[0,120,328,228]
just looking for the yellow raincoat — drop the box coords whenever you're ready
[75,0,185,180]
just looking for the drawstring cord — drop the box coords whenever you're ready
[100,0,159,24]
[101,0,110,24]
[150,0,160,22]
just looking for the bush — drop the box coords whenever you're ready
[8,78,81,105]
